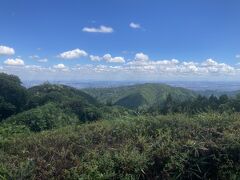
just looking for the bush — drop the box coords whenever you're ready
[4,103,78,132]
[0,97,16,121]
[0,113,240,179]
[62,100,102,122]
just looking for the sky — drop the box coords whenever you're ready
[0,0,240,81]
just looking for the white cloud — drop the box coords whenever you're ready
[59,49,88,59]
[125,57,237,76]
[0,45,15,55]
[200,59,235,73]
[24,65,43,71]
[135,52,149,61]
[82,25,113,33]
[4,58,24,66]
[29,55,48,63]
[129,22,141,29]
[154,59,179,65]
[202,59,218,66]
[1,52,239,81]
[89,54,125,63]
[90,55,102,61]
[103,54,125,63]
[53,64,67,69]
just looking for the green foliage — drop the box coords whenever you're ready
[26,83,99,109]
[24,83,103,122]
[84,83,197,109]
[62,100,102,122]
[0,73,27,119]
[0,123,30,139]
[4,103,78,132]
[148,94,240,115]
[1,113,240,179]
[0,97,16,121]
[1,73,240,179]
[115,92,147,109]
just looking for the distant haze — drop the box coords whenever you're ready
[23,80,240,92]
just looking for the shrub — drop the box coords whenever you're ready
[1,113,240,179]
[4,103,78,132]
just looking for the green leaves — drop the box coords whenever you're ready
[1,113,240,179]
[0,73,27,119]
[4,103,78,132]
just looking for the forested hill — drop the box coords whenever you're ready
[83,83,197,109]
[0,73,107,129]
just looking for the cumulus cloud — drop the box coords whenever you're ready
[124,56,237,77]
[0,45,15,55]
[202,59,218,66]
[53,64,67,69]
[89,54,125,63]
[200,59,235,74]
[135,52,149,61]
[59,49,88,59]
[4,58,24,66]
[1,52,239,81]
[82,25,113,33]
[89,55,102,61]
[103,54,125,63]
[129,22,141,29]
[53,64,65,69]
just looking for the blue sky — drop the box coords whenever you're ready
[0,0,240,81]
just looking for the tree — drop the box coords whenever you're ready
[219,94,229,104]
[62,100,102,122]
[0,73,27,120]
[0,97,16,121]
[5,103,78,132]
[161,94,174,114]
[208,95,219,110]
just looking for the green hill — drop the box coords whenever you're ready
[27,83,99,108]
[84,83,197,109]
[25,83,104,124]
[0,73,105,124]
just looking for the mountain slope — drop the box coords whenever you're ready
[84,83,197,109]
[27,83,99,108]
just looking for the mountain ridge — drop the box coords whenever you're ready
[83,83,197,109]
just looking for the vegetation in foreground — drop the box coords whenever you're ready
[0,73,240,179]
[1,113,240,179]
